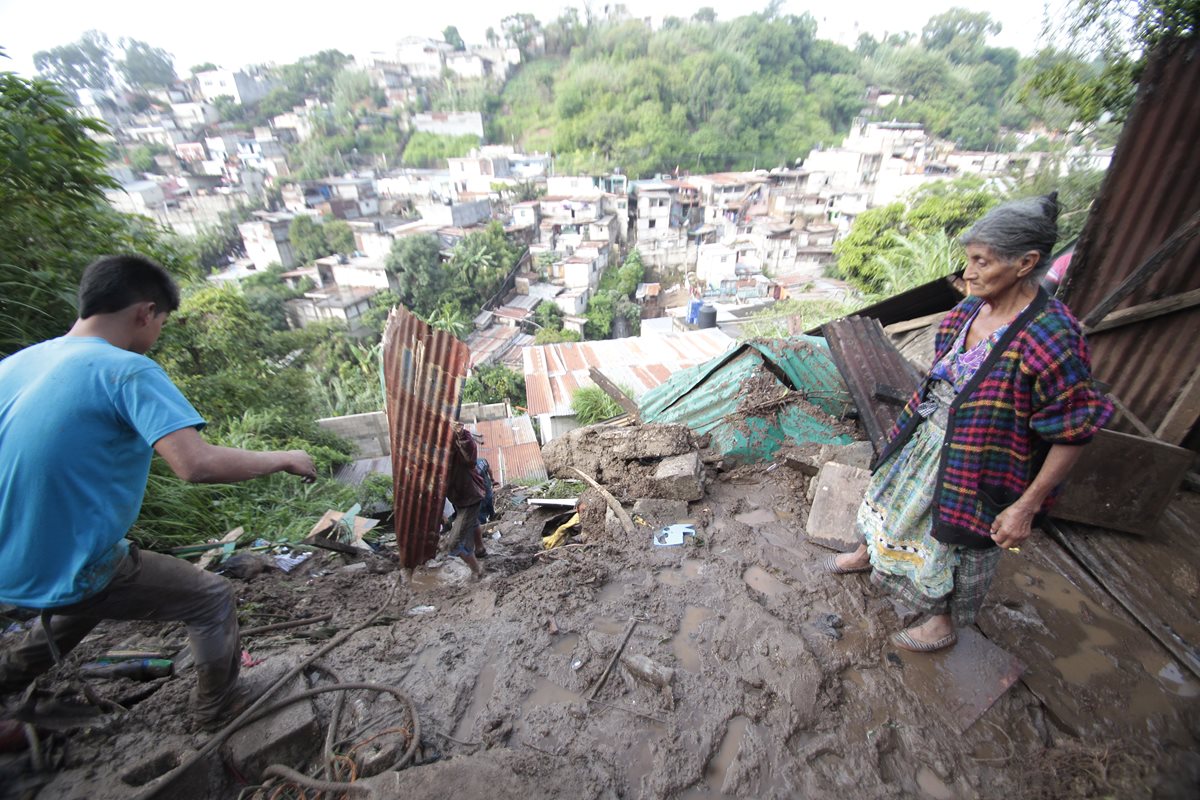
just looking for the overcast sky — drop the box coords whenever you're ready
[0,1,1056,78]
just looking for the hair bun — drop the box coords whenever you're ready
[1042,191,1060,224]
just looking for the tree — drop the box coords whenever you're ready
[324,219,355,256]
[387,234,446,316]
[444,26,466,51]
[693,7,717,24]
[190,62,219,74]
[920,9,1001,63]
[117,39,177,89]
[288,216,331,264]
[33,31,114,91]
[421,300,471,339]
[583,291,615,339]
[401,132,481,168]
[1,69,195,356]
[534,327,581,344]
[462,363,526,407]
[1028,0,1196,125]
[534,300,564,332]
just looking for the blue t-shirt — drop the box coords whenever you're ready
[0,336,205,607]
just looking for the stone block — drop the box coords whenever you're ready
[805,461,872,551]
[824,441,875,470]
[647,451,704,501]
[227,658,319,781]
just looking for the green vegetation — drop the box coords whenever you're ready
[388,222,523,320]
[0,68,195,357]
[572,385,630,424]
[585,249,645,340]
[463,362,526,408]
[832,177,998,292]
[739,298,866,340]
[289,215,355,264]
[401,131,481,168]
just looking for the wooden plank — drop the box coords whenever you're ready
[1154,363,1200,445]
[1085,287,1200,334]
[1053,429,1193,534]
[1044,517,1200,682]
[1106,392,1159,440]
[587,367,640,419]
[197,527,244,571]
[881,311,946,335]
[1080,209,1200,329]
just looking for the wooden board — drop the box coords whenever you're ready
[804,462,871,552]
[894,627,1025,734]
[1052,428,1193,534]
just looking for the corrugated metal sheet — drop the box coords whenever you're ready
[469,415,547,485]
[639,337,854,461]
[1060,38,1200,443]
[522,328,734,416]
[823,317,923,455]
[382,306,470,569]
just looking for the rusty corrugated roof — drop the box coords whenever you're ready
[382,306,470,568]
[1060,38,1200,446]
[823,317,922,455]
[469,415,547,485]
[521,329,734,416]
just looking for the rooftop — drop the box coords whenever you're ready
[522,328,734,417]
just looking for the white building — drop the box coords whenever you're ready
[195,69,275,106]
[238,212,297,270]
[412,112,485,139]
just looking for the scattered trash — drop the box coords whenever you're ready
[240,650,264,668]
[543,512,582,549]
[492,531,501,540]
[272,550,312,573]
[80,659,173,681]
[527,498,579,508]
[571,659,585,671]
[620,653,675,689]
[303,506,379,555]
[408,605,437,616]
[653,524,696,547]
[98,649,172,662]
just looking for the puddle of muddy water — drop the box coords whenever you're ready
[735,508,779,527]
[453,663,497,740]
[658,559,703,587]
[916,766,955,800]
[672,606,713,672]
[743,566,789,597]
[551,632,580,656]
[593,617,627,636]
[701,715,750,794]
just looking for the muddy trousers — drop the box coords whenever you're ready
[0,545,240,723]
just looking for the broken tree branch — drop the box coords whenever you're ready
[240,614,335,637]
[568,467,637,536]
[588,618,638,701]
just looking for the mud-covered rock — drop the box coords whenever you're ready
[542,423,697,485]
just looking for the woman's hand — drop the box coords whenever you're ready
[990,502,1036,549]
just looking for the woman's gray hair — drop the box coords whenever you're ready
[960,192,1060,266]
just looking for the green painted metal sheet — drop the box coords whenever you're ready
[638,336,854,461]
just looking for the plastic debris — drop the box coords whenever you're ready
[653,524,696,547]
[407,605,437,616]
[272,550,313,573]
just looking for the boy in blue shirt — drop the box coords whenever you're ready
[0,255,317,730]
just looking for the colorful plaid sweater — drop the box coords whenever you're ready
[875,288,1114,549]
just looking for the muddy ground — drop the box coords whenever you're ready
[3,455,1199,799]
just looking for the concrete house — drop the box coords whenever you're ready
[238,212,297,270]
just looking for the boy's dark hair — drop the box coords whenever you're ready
[78,255,181,318]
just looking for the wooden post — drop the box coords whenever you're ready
[1155,364,1200,445]
[1080,210,1200,330]
[588,367,640,419]
[1084,287,1200,335]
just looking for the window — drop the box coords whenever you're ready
[648,219,656,229]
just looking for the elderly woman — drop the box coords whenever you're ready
[827,193,1113,652]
